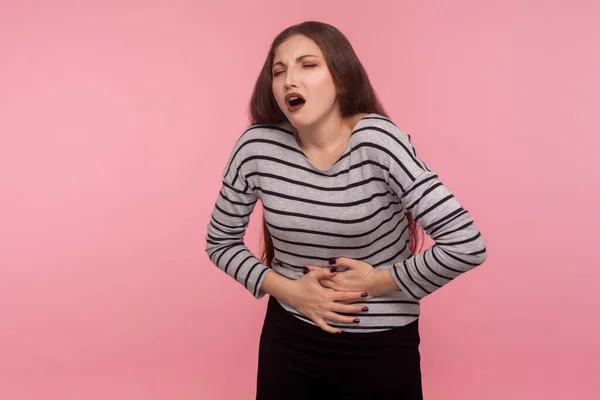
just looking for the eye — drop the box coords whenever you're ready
[272,64,317,77]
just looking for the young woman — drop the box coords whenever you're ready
[205,21,487,399]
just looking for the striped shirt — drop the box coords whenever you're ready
[205,113,487,332]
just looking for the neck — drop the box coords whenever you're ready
[292,108,352,152]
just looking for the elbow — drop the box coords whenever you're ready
[205,232,219,261]
[468,233,487,267]
[470,245,487,267]
[477,230,487,262]
[205,240,213,262]
[440,231,487,270]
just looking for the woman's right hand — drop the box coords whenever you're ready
[287,267,369,334]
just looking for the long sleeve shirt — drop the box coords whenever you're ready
[205,113,487,332]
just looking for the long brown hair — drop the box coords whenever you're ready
[247,21,423,267]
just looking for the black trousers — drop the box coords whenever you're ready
[256,295,423,399]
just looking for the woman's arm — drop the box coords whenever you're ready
[383,123,487,300]
[205,134,273,298]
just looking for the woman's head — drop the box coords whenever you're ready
[249,21,388,126]
[271,34,341,129]
[247,21,423,266]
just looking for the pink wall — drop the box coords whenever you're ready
[1,1,598,398]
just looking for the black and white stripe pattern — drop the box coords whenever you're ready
[205,113,487,332]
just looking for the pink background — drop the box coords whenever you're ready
[1,0,598,399]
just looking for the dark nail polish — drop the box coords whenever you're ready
[303,267,308,274]
[330,267,338,273]
[353,319,360,324]
[328,258,337,265]
[361,292,368,297]
[362,306,369,312]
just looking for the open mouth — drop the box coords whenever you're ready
[288,96,305,107]
[286,94,306,111]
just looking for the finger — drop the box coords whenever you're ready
[304,265,319,273]
[338,293,374,304]
[329,257,360,270]
[314,317,341,334]
[332,290,368,302]
[329,302,369,314]
[324,311,360,325]
[308,266,339,280]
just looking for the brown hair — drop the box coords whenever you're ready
[246,21,423,267]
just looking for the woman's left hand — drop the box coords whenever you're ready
[304,257,378,301]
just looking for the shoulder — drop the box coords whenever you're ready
[353,113,414,154]
[228,121,294,161]
[357,114,430,178]
[233,122,290,146]
[357,113,411,140]
[243,121,293,139]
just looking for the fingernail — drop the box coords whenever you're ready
[330,267,338,273]
[303,267,308,274]
[353,319,360,324]
[328,258,337,265]
[361,292,368,297]
[362,306,369,312]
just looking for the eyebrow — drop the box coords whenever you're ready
[272,54,318,69]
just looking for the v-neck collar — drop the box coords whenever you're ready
[283,113,375,174]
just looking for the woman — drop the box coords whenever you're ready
[205,21,487,399]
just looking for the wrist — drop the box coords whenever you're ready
[261,270,297,305]
[368,269,401,297]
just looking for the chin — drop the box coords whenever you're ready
[288,114,312,127]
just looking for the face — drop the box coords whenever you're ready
[271,34,340,127]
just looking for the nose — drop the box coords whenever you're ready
[284,68,298,88]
